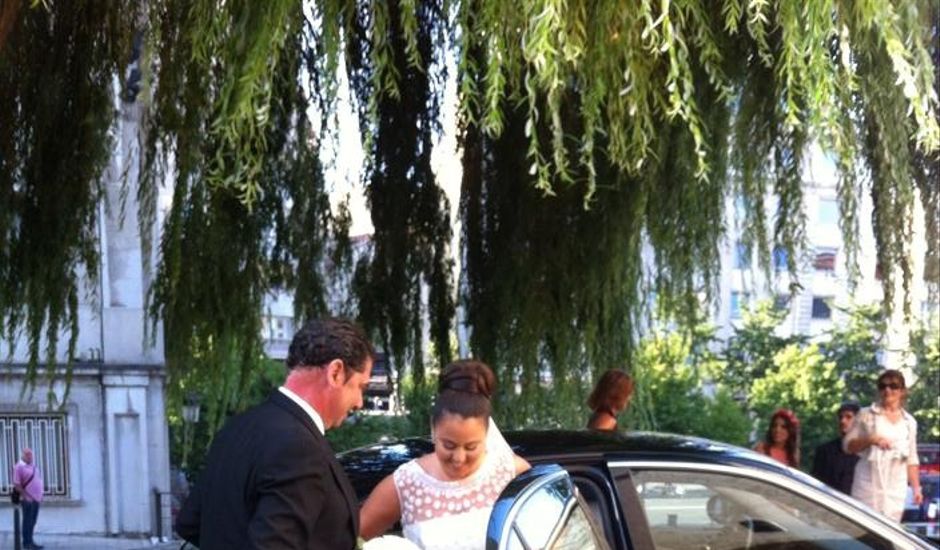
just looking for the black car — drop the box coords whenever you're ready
[339,430,937,549]
[903,473,939,542]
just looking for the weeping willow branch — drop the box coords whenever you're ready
[347,0,454,386]
[2,0,937,417]
[143,0,345,431]
[0,0,138,400]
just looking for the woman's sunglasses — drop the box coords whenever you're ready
[877,382,903,391]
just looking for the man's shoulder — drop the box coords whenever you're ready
[225,394,322,442]
[815,438,842,453]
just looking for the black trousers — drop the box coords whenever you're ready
[21,500,40,546]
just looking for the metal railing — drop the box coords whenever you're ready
[153,488,187,541]
[0,414,70,497]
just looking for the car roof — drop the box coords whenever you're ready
[506,429,760,463]
[337,429,796,499]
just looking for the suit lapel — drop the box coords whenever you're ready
[328,452,360,536]
[268,392,360,538]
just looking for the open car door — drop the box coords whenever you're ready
[486,464,611,550]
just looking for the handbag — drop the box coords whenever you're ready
[10,468,36,505]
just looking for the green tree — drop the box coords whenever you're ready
[2,0,937,423]
[627,324,750,446]
[723,301,803,396]
[908,321,940,442]
[820,303,885,402]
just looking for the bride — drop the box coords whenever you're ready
[359,360,530,550]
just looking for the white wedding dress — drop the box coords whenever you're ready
[387,420,515,550]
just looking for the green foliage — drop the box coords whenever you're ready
[908,321,940,441]
[2,0,938,435]
[820,303,885,401]
[346,0,454,386]
[0,0,138,399]
[460,100,645,429]
[723,301,803,395]
[703,388,752,447]
[626,323,750,446]
[143,0,348,433]
[399,372,439,434]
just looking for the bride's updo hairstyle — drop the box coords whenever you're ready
[432,360,495,425]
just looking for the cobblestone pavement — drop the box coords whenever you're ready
[0,532,182,549]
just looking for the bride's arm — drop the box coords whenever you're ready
[359,474,402,540]
[513,455,531,475]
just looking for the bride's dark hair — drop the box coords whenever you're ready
[432,359,495,425]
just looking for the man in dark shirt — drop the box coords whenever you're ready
[812,401,861,494]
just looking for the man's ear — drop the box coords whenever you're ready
[325,359,346,387]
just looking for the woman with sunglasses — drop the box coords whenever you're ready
[844,369,922,521]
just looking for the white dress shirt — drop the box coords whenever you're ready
[278,386,326,435]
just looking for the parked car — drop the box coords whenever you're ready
[903,473,939,542]
[918,444,939,476]
[339,430,936,549]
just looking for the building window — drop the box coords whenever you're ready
[733,195,746,221]
[275,317,287,340]
[773,294,790,312]
[818,199,839,225]
[813,251,836,272]
[731,291,749,319]
[772,247,788,272]
[262,316,292,341]
[735,242,749,270]
[811,297,832,319]
[0,414,70,498]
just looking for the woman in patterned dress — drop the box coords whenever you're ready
[359,360,530,549]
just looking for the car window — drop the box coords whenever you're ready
[550,500,604,550]
[500,470,609,550]
[630,469,898,550]
[572,474,622,548]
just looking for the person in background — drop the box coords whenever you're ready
[586,369,634,430]
[13,447,44,550]
[812,401,861,494]
[754,408,801,468]
[844,370,921,521]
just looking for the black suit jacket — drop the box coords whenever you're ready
[812,437,859,495]
[176,391,359,549]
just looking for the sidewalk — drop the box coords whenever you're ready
[0,532,181,549]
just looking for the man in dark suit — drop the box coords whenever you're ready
[176,318,374,549]
[812,401,861,495]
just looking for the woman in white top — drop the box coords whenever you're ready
[843,369,922,521]
[359,360,530,549]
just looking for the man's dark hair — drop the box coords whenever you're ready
[286,318,374,374]
[838,401,860,415]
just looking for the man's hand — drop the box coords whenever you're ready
[869,435,892,450]
[912,487,924,506]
